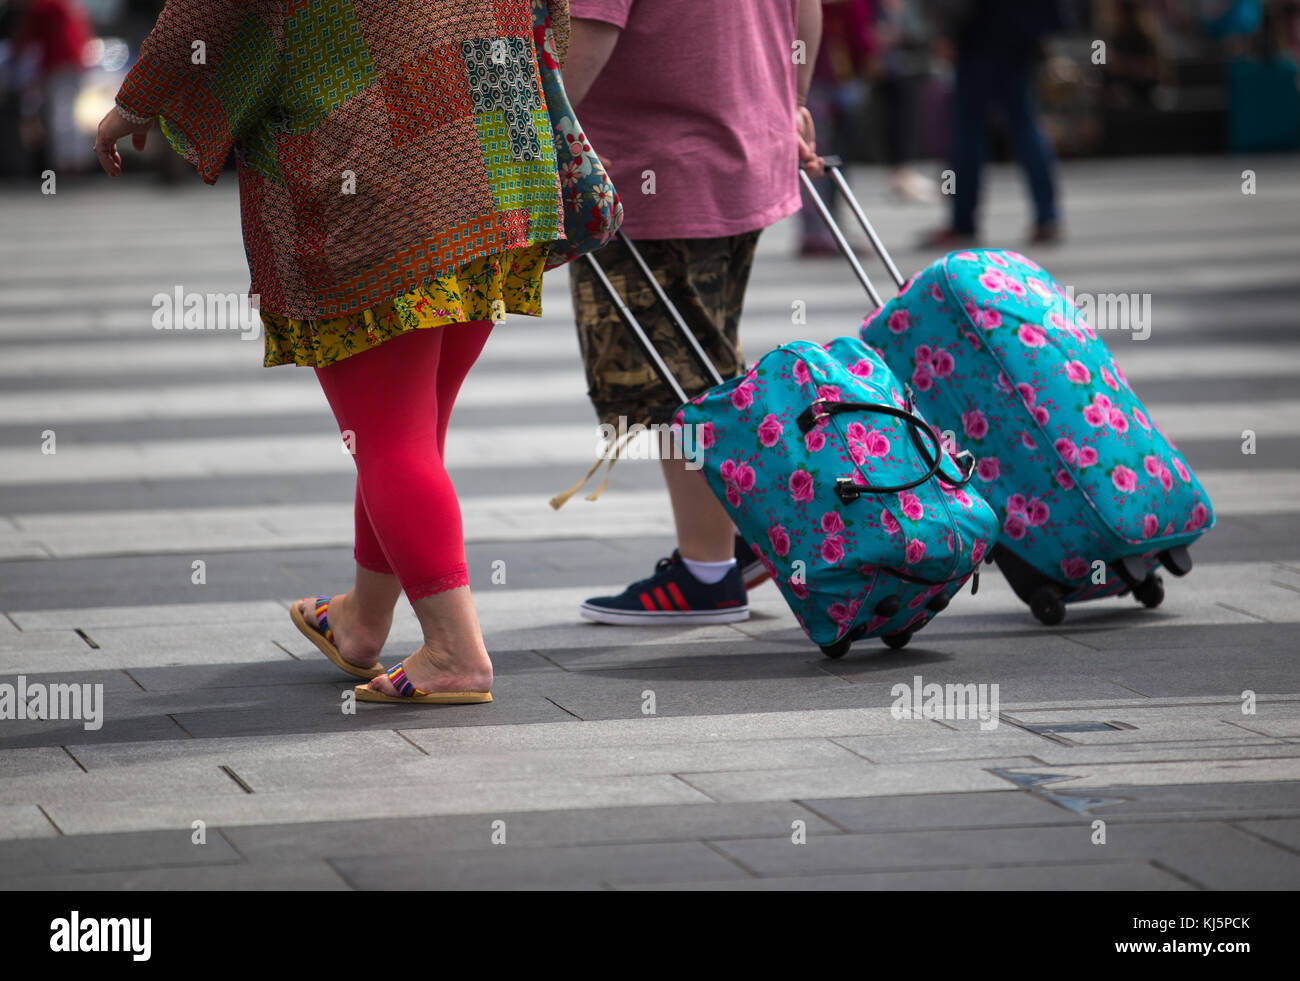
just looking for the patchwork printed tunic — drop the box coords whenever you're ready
[116,0,569,362]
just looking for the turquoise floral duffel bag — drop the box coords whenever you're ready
[678,336,1001,657]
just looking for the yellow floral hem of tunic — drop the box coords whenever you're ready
[260,244,549,368]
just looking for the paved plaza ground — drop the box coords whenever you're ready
[1,157,1298,889]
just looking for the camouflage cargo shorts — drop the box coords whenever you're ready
[568,230,762,431]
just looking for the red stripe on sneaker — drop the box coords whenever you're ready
[639,592,656,611]
[652,587,671,611]
[665,581,690,611]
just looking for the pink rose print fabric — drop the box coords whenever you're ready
[681,336,1000,649]
[861,248,1214,604]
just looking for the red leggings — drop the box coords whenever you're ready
[313,321,494,603]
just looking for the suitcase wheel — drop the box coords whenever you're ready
[820,638,853,659]
[1030,584,1067,626]
[927,593,950,613]
[882,629,913,650]
[1158,546,1193,577]
[1133,573,1165,609]
[874,595,902,618]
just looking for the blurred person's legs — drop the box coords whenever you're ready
[996,52,1062,242]
[920,50,991,248]
[951,52,993,237]
[570,233,760,623]
[879,71,935,203]
[302,322,495,693]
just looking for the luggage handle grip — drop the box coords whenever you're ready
[795,398,972,500]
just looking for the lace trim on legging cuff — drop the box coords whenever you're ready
[115,103,156,125]
[353,552,393,576]
[405,565,469,602]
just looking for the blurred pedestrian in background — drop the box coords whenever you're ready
[798,0,935,257]
[875,0,938,203]
[8,0,92,171]
[1103,0,1169,109]
[923,0,1070,248]
[799,0,874,256]
[94,0,573,705]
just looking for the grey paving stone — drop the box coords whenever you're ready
[830,730,1056,764]
[234,736,863,793]
[627,861,1194,891]
[707,820,1300,889]
[0,804,59,839]
[0,860,350,891]
[222,801,838,861]
[43,773,713,836]
[680,757,1040,803]
[0,827,241,879]
[171,681,577,739]
[801,791,1080,832]
[400,707,943,754]
[1082,781,1300,818]
[1031,741,1300,767]
[0,713,188,750]
[330,840,746,889]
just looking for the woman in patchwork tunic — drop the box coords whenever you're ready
[95,0,571,704]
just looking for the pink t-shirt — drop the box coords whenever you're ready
[569,0,802,240]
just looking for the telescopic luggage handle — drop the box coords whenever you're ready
[800,155,908,308]
[582,229,726,406]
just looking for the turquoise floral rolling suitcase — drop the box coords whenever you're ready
[804,161,1216,625]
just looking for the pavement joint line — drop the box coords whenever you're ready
[271,639,301,660]
[214,828,248,863]
[121,670,148,692]
[699,837,760,878]
[670,772,718,803]
[1225,820,1300,859]
[73,628,99,650]
[1147,858,1209,891]
[1110,681,1154,698]
[791,798,855,833]
[395,731,431,757]
[61,746,87,773]
[1269,579,1300,595]
[827,736,876,763]
[530,649,573,673]
[1216,601,1271,623]
[166,713,195,738]
[543,697,584,721]
[219,765,255,795]
[37,805,63,836]
[2,612,21,632]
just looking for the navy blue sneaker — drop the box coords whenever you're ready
[735,533,771,590]
[580,551,749,625]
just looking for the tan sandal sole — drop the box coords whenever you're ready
[289,600,385,680]
[353,683,492,705]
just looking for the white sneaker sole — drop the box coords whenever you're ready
[579,603,750,626]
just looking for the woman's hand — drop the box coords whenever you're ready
[797,106,824,177]
[94,107,153,177]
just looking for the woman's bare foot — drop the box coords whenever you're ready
[296,592,391,672]
[361,642,493,696]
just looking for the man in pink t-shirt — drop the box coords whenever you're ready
[562,0,824,625]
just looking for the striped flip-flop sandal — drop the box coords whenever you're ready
[290,595,385,680]
[354,662,492,705]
